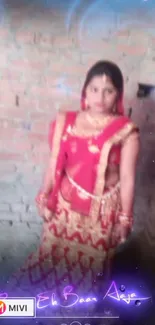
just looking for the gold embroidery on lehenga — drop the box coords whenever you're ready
[90,122,138,220]
[77,189,90,200]
[43,222,107,260]
[39,118,138,278]
[55,192,110,245]
[100,184,121,226]
[88,144,100,153]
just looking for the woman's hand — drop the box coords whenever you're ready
[120,131,139,219]
[36,191,48,205]
[36,191,48,215]
[116,224,130,244]
[35,192,53,222]
[42,207,53,222]
[113,218,131,245]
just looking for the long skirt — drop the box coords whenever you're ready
[2,184,121,323]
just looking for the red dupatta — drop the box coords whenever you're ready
[46,111,138,217]
[46,110,77,211]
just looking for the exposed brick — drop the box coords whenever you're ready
[0,163,16,174]
[79,38,110,51]
[0,119,24,131]
[30,112,54,120]
[0,28,10,38]
[15,162,34,172]
[11,204,26,215]
[115,29,130,37]
[21,212,42,224]
[0,127,15,140]
[30,152,49,165]
[53,36,78,49]
[0,174,19,184]
[33,146,48,158]
[21,195,36,205]
[0,212,21,222]
[28,133,47,143]
[0,107,28,120]
[28,85,50,97]
[33,32,54,48]
[32,121,49,134]
[0,204,11,212]
[0,55,8,68]
[49,63,86,77]
[0,188,22,204]
[0,130,27,145]
[33,165,44,174]
[0,7,155,262]
[0,152,24,161]
[12,58,47,72]
[18,99,40,112]
[27,205,37,214]
[20,175,41,189]
[15,31,34,45]
[21,205,42,224]
[116,44,146,56]
[11,140,32,153]
[1,68,23,82]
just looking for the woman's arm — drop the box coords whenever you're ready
[40,153,54,195]
[115,131,140,244]
[36,111,67,220]
[120,131,140,217]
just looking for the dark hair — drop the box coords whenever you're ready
[82,60,124,99]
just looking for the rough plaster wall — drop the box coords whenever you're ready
[0,2,155,281]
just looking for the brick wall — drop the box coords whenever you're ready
[0,3,155,280]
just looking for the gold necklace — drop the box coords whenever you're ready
[86,112,111,128]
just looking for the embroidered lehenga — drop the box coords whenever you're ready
[3,110,138,320]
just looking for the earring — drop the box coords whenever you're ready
[112,107,116,114]
[112,105,117,114]
[85,98,88,107]
[84,98,89,110]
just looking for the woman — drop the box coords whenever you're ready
[5,61,139,316]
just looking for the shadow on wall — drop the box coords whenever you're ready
[108,85,155,325]
[124,84,155,255]
[0,223,42,289]
[111,85,155,324]
[111,238,155,325]
[135,87,155,255]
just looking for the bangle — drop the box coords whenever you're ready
[36,191,48,204]
[40,192,48,199]
[119,212,131,226]
[120,238,126,244]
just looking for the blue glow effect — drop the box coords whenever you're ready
[2,0,155,11]
[78,0,103,40]
[66,0,82,32]
[0,0,5,21]
[71,0,155,41]
[1,0,155,40]
[37,0,155,11]
[55,75,73,96]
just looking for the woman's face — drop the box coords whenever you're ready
[85,74,118,114]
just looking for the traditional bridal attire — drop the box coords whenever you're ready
[4,109,139,305]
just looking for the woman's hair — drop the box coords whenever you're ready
[81,60,124,114]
